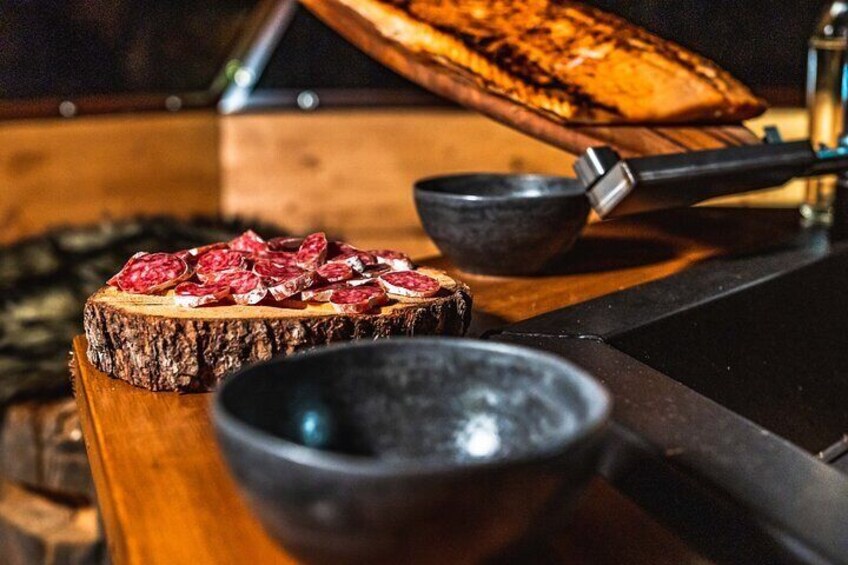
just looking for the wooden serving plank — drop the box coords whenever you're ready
[71,342,293,565]
[84,268,471,392]
[300,0,760,157]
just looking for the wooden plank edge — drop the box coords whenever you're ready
[71,336,131,565]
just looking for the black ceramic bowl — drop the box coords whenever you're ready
[213,338,610,565]
[414,174,590,276]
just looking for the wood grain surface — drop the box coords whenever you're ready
[299,0,760,157]
[0,112,220,244]
[72,207,802,565]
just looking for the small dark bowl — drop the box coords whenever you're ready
[414,174,590,276]
[213,338,610,565]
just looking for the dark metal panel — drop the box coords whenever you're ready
[492,334,848,564]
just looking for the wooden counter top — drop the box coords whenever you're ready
[72,206,802,564]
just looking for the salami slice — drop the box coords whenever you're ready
[173,282,231,308]
[253,259,300,280]
[229,230,267,254]
[295,232,328,270]
[362,264,392,279]
[329,286,388,314]
[346,278,377,287]
[253,250,297,267]
[259,265,316,301]
[316,262,354,283]
[301,283,348,302]
[186,242,228,259]
[378,271,441,298]
[371,249,415,271]
[210,270,267,305]
[112,252,190,294]
[327,252,366,273]
[196,249,247,282]
[107,251,148,287]
[267,237,303,252]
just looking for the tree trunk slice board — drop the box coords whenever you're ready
[83,269,472,392]
[300,0,761,157]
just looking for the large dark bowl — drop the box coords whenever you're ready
[414,174,590,276]
[213,338,610,565]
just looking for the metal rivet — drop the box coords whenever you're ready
[165,95,182,112]
[297,90,319,111]
[59,100,77,118]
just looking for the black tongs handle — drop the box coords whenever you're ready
[576,139,825,219]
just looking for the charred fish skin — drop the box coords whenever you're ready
[343,0,765,123]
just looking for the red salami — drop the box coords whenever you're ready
[259,265,316,301]
[355,250,378,268]
[301,283,347,302]
[173,282,231,308]
[253,259,300,280]
[107,252,147,287]
[210,270,267,305]
[196,249,247,282]
[229,230,267,254]
[295,232,328,270]
[186,242,228,259]
[371,249,415,271]
[327,252,366,273]
[346,278,376,287]
[111,252,189,294]
[363,265,392,278]
[329,286,388,314]
[104,231,446,314]
[378,271,441,298]
[253,250,297,267]
[267,237,303,252]
[316,262,354,283]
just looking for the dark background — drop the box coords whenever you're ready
[0,1,829,106]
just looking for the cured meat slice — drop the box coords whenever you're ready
[347,278,377,287]
[295,232,328,270]
[260,265,316,301]
[379,270,441,298]
[371,249,415,271]
[107,252,147,287]
[330,241,358,256]
[329,242,377,268]
[253,251,297,267]
[363,265,392,278]
[174,282,231,308]
[196,249,247,282]
[301,283,348,302]
[253,259,302,280]
[229,230,267,254]
[267,237,303,252]
[328,251,366,273]
[316,262,354,283]
[329,286,388,314]
[210,269,267,305]
[347,266,391,286]
[111,252,190,294]
[186,242,228,259]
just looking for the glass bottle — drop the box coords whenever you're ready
[804,1,848,225]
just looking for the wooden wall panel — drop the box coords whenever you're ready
[0,112,220,244]
[220,109,575,258]
[0,107,806,251]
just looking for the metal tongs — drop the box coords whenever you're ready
[574,127,848,219]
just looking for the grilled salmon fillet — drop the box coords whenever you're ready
[318,0,766,123]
